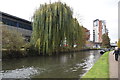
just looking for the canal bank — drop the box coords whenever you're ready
[2,48,100,59]
[82,51,119,78]
[82,51,109,78]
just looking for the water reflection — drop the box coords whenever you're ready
[82,50,101,76]
[2,50,101,78]
[60,55,67,63]
[2,67,38,78]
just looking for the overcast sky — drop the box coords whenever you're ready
[0,0,119,43]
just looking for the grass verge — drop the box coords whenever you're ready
[82,51,109,78]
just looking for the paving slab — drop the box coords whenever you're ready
[109,51,118,78]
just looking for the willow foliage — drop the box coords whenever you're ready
[31,2,86,55]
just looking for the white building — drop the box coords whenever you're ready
[93,19,108,43]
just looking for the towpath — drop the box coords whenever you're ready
[109,51,118,79]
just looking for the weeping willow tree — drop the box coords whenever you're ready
[30,2,86,55]
[71,18,86,48]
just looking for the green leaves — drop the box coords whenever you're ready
[102,33,110,48]
[2,25,25,50]
[31,2,86,55]
[35,38,41,54]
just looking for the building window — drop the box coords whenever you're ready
[96,21,98,26]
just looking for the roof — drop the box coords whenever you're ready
[1,11,32,24]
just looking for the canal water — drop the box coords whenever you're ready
[2,50,101,78]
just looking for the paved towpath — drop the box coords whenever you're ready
[109,51,118,78]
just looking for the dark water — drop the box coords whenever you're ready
[2,50,101,78]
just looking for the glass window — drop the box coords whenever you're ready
[96,21,98,26]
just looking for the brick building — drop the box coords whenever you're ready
[83,27,90,41]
